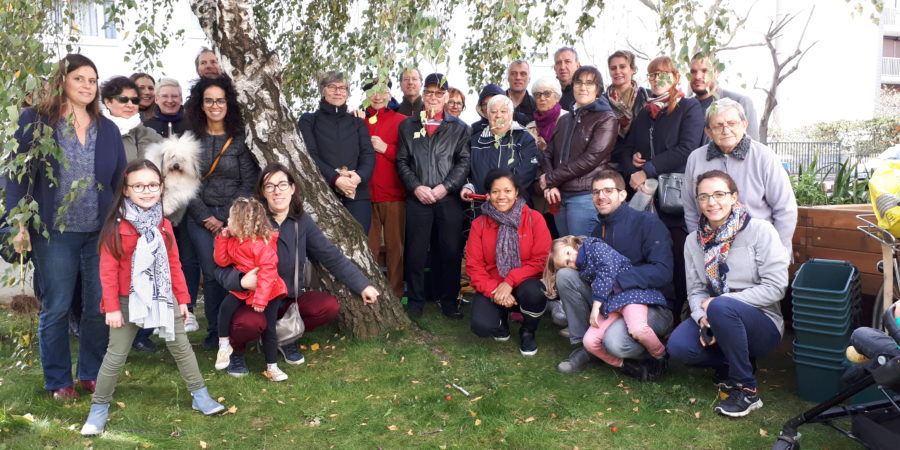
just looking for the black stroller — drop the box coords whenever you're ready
[773,305,900,449]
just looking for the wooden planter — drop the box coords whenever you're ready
[792,204,880,295]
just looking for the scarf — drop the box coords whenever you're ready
[608,81,637,137]
[643,90,684,120]
[124,199,176,341]
[103,111,142,136]
[533,103,562,143]
[153,106,184,124]
[481,197,525,277]
[698,203,750,297]
[706,134,751,161]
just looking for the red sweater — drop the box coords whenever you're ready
[213,233,287,308]
[465,205,552,297]
[99,219,190,313]
[365,107,407,202]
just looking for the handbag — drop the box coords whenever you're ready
[275,219,305,345]
[648,123,685,215]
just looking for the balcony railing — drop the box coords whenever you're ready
[882,57,900,78]
[885,7,897,26]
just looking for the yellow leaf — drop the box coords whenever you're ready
[632,407,639,412]
[474,419,482,426]
[469,410,478,417]
[300,345,308,350]
[311,343,320,351]
[199,441,208,449]
[524,417,535,423]
[694,412,701,419]
[407,429,414,436]
[631,398,640,404]
[224,405,238,415]
[688,397,696,404]
[388,425,398,431]
[116,401,126,409]
[759,429,768,437]
[470,396,483,403]
[277,400,285,405]
[217,397,225,402]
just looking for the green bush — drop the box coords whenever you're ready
[791,154,869,206]
[803,118,900,157]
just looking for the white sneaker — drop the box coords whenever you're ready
[264,366,288,382]
[215,345,233,370]
[184,312,199,333]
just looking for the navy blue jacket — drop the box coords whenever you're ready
[299,99,376,200]
[5,108,127,229]
[591,204,674,303]
[465,127,538,197]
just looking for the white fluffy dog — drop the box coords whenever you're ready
[144,133,202,225]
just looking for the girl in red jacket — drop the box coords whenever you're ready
[213,197,288,380]
[82,159,223,436]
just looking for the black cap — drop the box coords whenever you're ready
[424,73,448,90]
[362,78,392,92]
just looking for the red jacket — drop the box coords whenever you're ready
[365,107,407,202]
[214,232,287,308]
[465,205,552,297]
[99,219,190,313]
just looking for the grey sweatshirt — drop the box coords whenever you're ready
[682,139,797,253]
[685,218,789,336]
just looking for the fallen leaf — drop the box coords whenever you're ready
[400,356,405,363]
[300,345,308,350]
[407,429,413,435]
[277,400,285,405]
[328,414,338,418]
[759,429,768,437]
[311,343,320,351]
[474,419,482,426]
[694,412,701,419]
[550,413,557,419]
[224,405,238,415]
[308,417,321,426]
[631,398,640,404]
[470,396,483,403]
[524,417,535,423]
[125,370,131,377]
[388,425,398,431]
[116,401,126,409]
[200,441,208,449]
[217,397,225,402]
[632,407,639,412]
[688,397,696,404]
[469,410,478,417]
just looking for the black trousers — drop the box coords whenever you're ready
[219,294,282,364]
[404,196,464,311]
[470,278,547,337]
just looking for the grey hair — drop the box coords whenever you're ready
[705,97,747,126]
[554,47,579,62]
[318,70,346,96]
[486,94,514,114]
[194,47,214,70]
[508,59,530,71]
[156,77,181,94]
[531,76,562,98]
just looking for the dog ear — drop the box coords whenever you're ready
[144,141,165,170]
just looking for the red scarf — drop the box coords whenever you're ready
[644,90,684,120]
[423,109,444,136]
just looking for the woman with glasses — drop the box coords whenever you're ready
[602,50,651,172]
[6,54,127,399]
[619,56,704,317]
[144,77,187,138]
[526,77,567,153]
[298,71,375,232]
[538,65,618,237]
[444,87,466,118]
[668,170,787,418]
[214,163,379,375]
[184,76,260,350]
[101,76,162,162]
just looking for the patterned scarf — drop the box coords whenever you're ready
[608,81,637,137]
[124,199,176,341]
[481,197,525,277]
[698,203,750,297]
[706,134,751,161]
[533,103,562,143]
[643,90,684,120]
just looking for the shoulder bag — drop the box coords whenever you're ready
[275,219,305,345]
[648,123,685,215]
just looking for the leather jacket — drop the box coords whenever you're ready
[396,112,471,198]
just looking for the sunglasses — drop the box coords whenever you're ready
[113,96,141,105]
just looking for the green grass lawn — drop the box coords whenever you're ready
[0,304,862,449]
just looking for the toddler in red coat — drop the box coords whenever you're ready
[213,197,288,381]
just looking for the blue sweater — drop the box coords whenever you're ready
[591,204,674,304]
[5,108,127,230]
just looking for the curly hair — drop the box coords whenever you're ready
[100,76,139,101]
[227,197,274,243]
[185,76,244,137]
[541,235,584,299]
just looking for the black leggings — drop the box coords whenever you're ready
[470,278,547,338]
[219,294,282,364]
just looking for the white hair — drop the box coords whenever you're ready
[156,77,182,94]
[531,77,562,98]
[705,97,747,126]
[486,94,514,114]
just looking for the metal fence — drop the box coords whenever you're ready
[768,142,844,176]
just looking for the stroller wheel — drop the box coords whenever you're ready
[772,436,799,450]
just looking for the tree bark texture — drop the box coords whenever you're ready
[190,0,410,338]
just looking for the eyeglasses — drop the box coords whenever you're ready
[573,79,596,88]
[696,191,733,203]
[127,183,161,193]
[533,90,556,99]
[203,98,227,107]
[647,72,669,81]
[325,84,349,93]
[113,96,141,105]
[446,100,464,108]
[423,89,446,97]
[263,181,292,193]
[708,120,744,134]
[591,187,622,197]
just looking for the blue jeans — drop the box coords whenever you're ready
[185,209,228,340]
[554,191,598,237]
[668,296,781,388]
[31,230,108,390]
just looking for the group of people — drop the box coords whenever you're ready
[7,43,803,437]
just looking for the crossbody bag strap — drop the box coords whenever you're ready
[293,219,300,298]
[202,136,234,180]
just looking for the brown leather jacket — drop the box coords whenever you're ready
[539,97,618,193]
